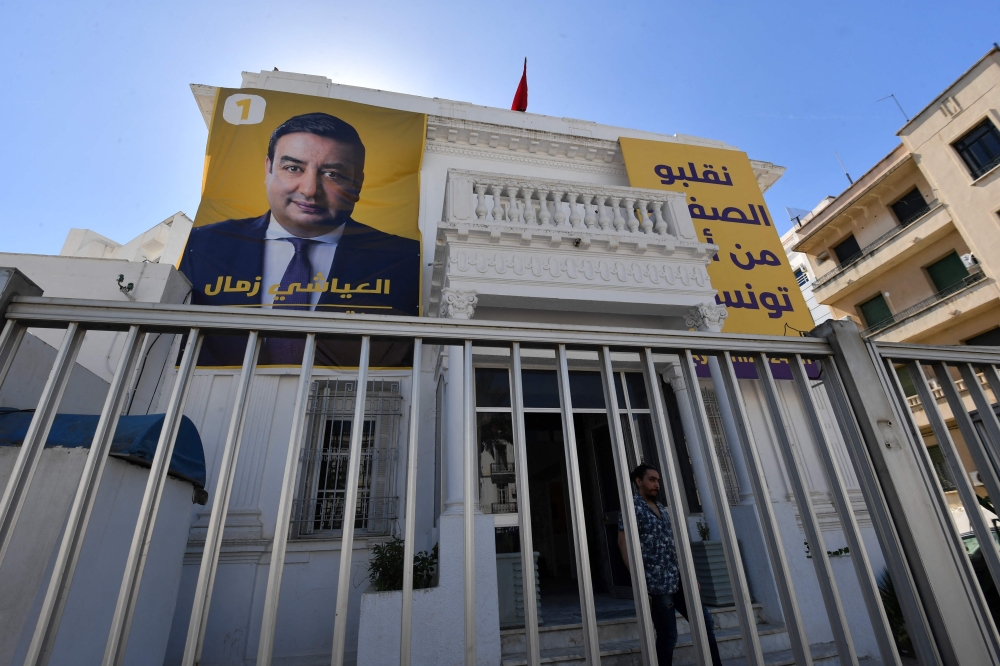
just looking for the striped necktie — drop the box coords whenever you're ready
[264,237,316,365]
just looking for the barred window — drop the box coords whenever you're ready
[292,379,401,538]
[701,387,742,506]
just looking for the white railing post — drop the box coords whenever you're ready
[681,351,765,666]
[400,338,423,666]
[717,352,813,666]
[25,325,144,666]
[331,336,372,665]
[510,343,541,666]
[640,349,711,665]
[181,332,261,666]
[790,354,901,666]
[598,347,656,665]
[256,334,316,666]
[0,322,85,568]
[755,352,858,665]
[463,339,477,666]
[555,344,601,664]
[104,329,203,666]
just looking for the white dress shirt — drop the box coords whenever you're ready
[261,214,344,309]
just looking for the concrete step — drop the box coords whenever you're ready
[502,621,794,666]
[500,604,764,655]
[721,641,840,666]
[501,639,840,666]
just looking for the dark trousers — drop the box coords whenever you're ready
[648,588,723,666]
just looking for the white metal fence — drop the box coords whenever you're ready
[1,292,999,665]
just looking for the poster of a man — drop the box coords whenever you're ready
[180,90,425,366]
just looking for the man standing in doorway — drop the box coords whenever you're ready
[618,463,723,666]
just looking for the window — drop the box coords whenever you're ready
[701,387,741,506]
[966,327,1000,347]
[793,267,809,287]
[926,252,970,292]
[858,293,892,328]
[890,188,930,227]
[292,379,401,538]
[953,119,1000,179]
[833,234,862,265]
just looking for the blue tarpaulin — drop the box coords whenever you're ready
[0,410,206,488]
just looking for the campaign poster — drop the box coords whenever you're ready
[620,139,817,378]
[180,88,425,367]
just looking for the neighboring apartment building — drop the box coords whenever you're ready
[780,201,835,327]
[792,46,1000,345]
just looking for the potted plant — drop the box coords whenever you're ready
[689,520,734,606]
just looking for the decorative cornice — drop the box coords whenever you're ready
[426,141,626,177]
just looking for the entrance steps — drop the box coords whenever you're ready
[500,604,844,665]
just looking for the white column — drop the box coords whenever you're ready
[662,363,720,541]
[707,358,755,504]
[444,346,465,513]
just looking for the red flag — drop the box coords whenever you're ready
[511,58,528,112]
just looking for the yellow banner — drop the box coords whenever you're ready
[620,138,813,335]
[180,88,425,367]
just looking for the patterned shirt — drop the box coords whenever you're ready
[618,494,679,596]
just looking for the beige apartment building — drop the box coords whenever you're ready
[793,46,1000,346]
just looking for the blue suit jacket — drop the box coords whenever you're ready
[179,213,420,366]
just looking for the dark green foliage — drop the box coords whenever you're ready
[367,538,438,592]
[877,568,913,657]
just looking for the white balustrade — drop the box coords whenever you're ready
[444,169,698,243]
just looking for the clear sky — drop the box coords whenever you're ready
[2,1,998,254]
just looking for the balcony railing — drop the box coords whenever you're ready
[491,502,518,514]
[862,270,989,337]
[813,201,940,291]
[490,462,516,480]
[443,169,698,243]
[971,153,1000,180]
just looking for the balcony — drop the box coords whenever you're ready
[430,169,718,321]
[864,270,992,340]
[812,201,949,302]
[490,461,516,484]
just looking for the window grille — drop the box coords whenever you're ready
[701,387,742,505]
[292,379,401,538]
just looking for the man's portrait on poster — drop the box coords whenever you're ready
[180,112,420,365]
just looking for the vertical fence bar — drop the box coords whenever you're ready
[755,353,858,665]
[819,357,942,666]
[26,326,143,666]
[256,333,316,666]
[399,338,423,666]
[181,332,261,666]
[331,336,372,666]
[983,365,1000,440]
[935,362,1000,530]
[681,351,765,666]
[960,363,1000,469]
[909,360,1000,601]
[511,343,541,666]
[463,339,477,666]
[103,328,202,666]
[0,319,26,388]
[0,322,84,567]
[598,347,656,665]
[791,355,901,666]
[640,349,711,665]
[880,351,997,664]
[556,344,601,664]
[717,352,812,666]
